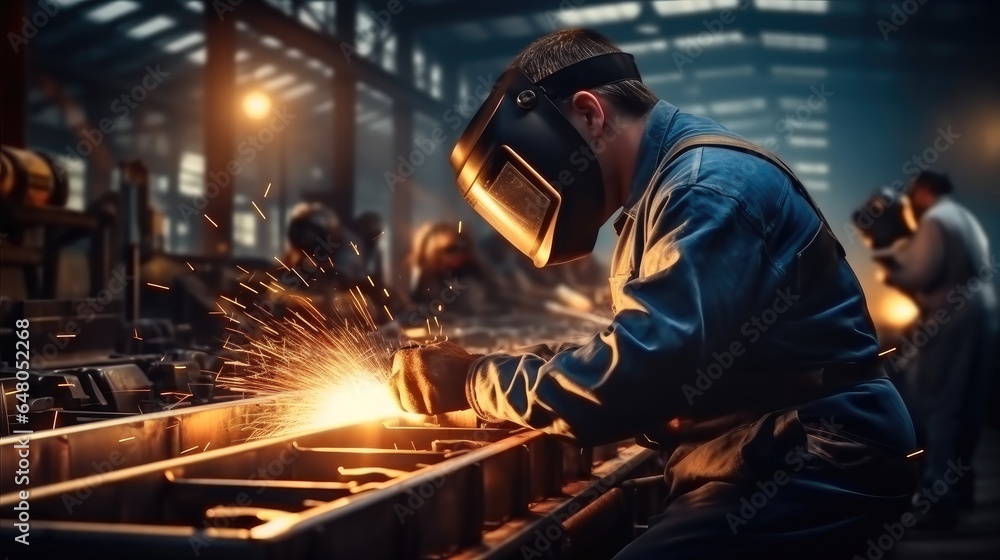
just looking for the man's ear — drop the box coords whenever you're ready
[568,91,607,141]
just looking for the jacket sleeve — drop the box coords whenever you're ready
[465,184,768,444]
[885,218,945,293]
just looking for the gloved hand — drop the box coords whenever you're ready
[390,340,482,415]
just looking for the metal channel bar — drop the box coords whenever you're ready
[0,396,282,488]
[0,422,561,559]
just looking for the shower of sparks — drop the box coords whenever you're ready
[878,348,897,357]
[216,297,404,441]
[367,275,375,287]
[383,305,394,321]
[180,445,199,454]
[119,436,135,443]
[237,265,250,274]
[458,220,462,233]
[383,288,390,298]
[906,449,924,458]
[350,241,360,255]
[147,282,170,290]
[240,282,259,294]
[187,261,195,271]
[55,334,76,338]
[264,182,272,197]
[204,214,218,228]
[252,200,266,220]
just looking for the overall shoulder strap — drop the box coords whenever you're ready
[655,133,846,258]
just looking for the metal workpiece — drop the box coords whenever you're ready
[1,399,658,559]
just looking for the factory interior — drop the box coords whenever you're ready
[1,0,999,558]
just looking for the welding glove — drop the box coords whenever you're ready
[390,341,482,416]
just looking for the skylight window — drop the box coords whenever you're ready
[674,31,744,49]
[653,0,738,16]
[127,16,175,39]
[263,73,296,90]
[560,3,641,25]
[618,39,668,55]
[789,137,829,148]
[162,31,203,53]
[755,0,828,13]
[282,82,316,100]
[761,32,827,51]
[710,98,766,115]
[87,2,138,23]
[792,162,829,175]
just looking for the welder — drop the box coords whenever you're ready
[391,30,917,558]
[874,171,998,529]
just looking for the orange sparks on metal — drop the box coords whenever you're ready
[301,250,317,267]
[57,383,76,387]
[220,295,246,309]
[52,409,59,430]
[237,265,250,274]
[383,305,394,321]
[367,275,375,287]
[350,241,360,255]
[458,220,462,233]
[205,214,218,228]
[119,436,135,443]
[187,261,195,271]
[252,200,266,220]
[204,442,211,452]
[264,182,271,197]
[215,302,403,441]
[240,282,259,294]
[291,267,310,287]
[147,282,169,290]
[383,288,390,298]
[878,348,897,357]
[180,445,199,454]
[134,328,142,340]
[274,256,290,270]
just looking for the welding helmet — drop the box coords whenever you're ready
[450,52,642,267]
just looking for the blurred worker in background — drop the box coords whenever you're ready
[391,29,917,559]
[406,222,502,319]
[353,211,386,290]
[875,170,998,528]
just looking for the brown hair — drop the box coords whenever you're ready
[509,29,658,117]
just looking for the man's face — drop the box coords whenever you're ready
[906,185,935,220]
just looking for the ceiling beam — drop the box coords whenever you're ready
[238,0,446,118]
